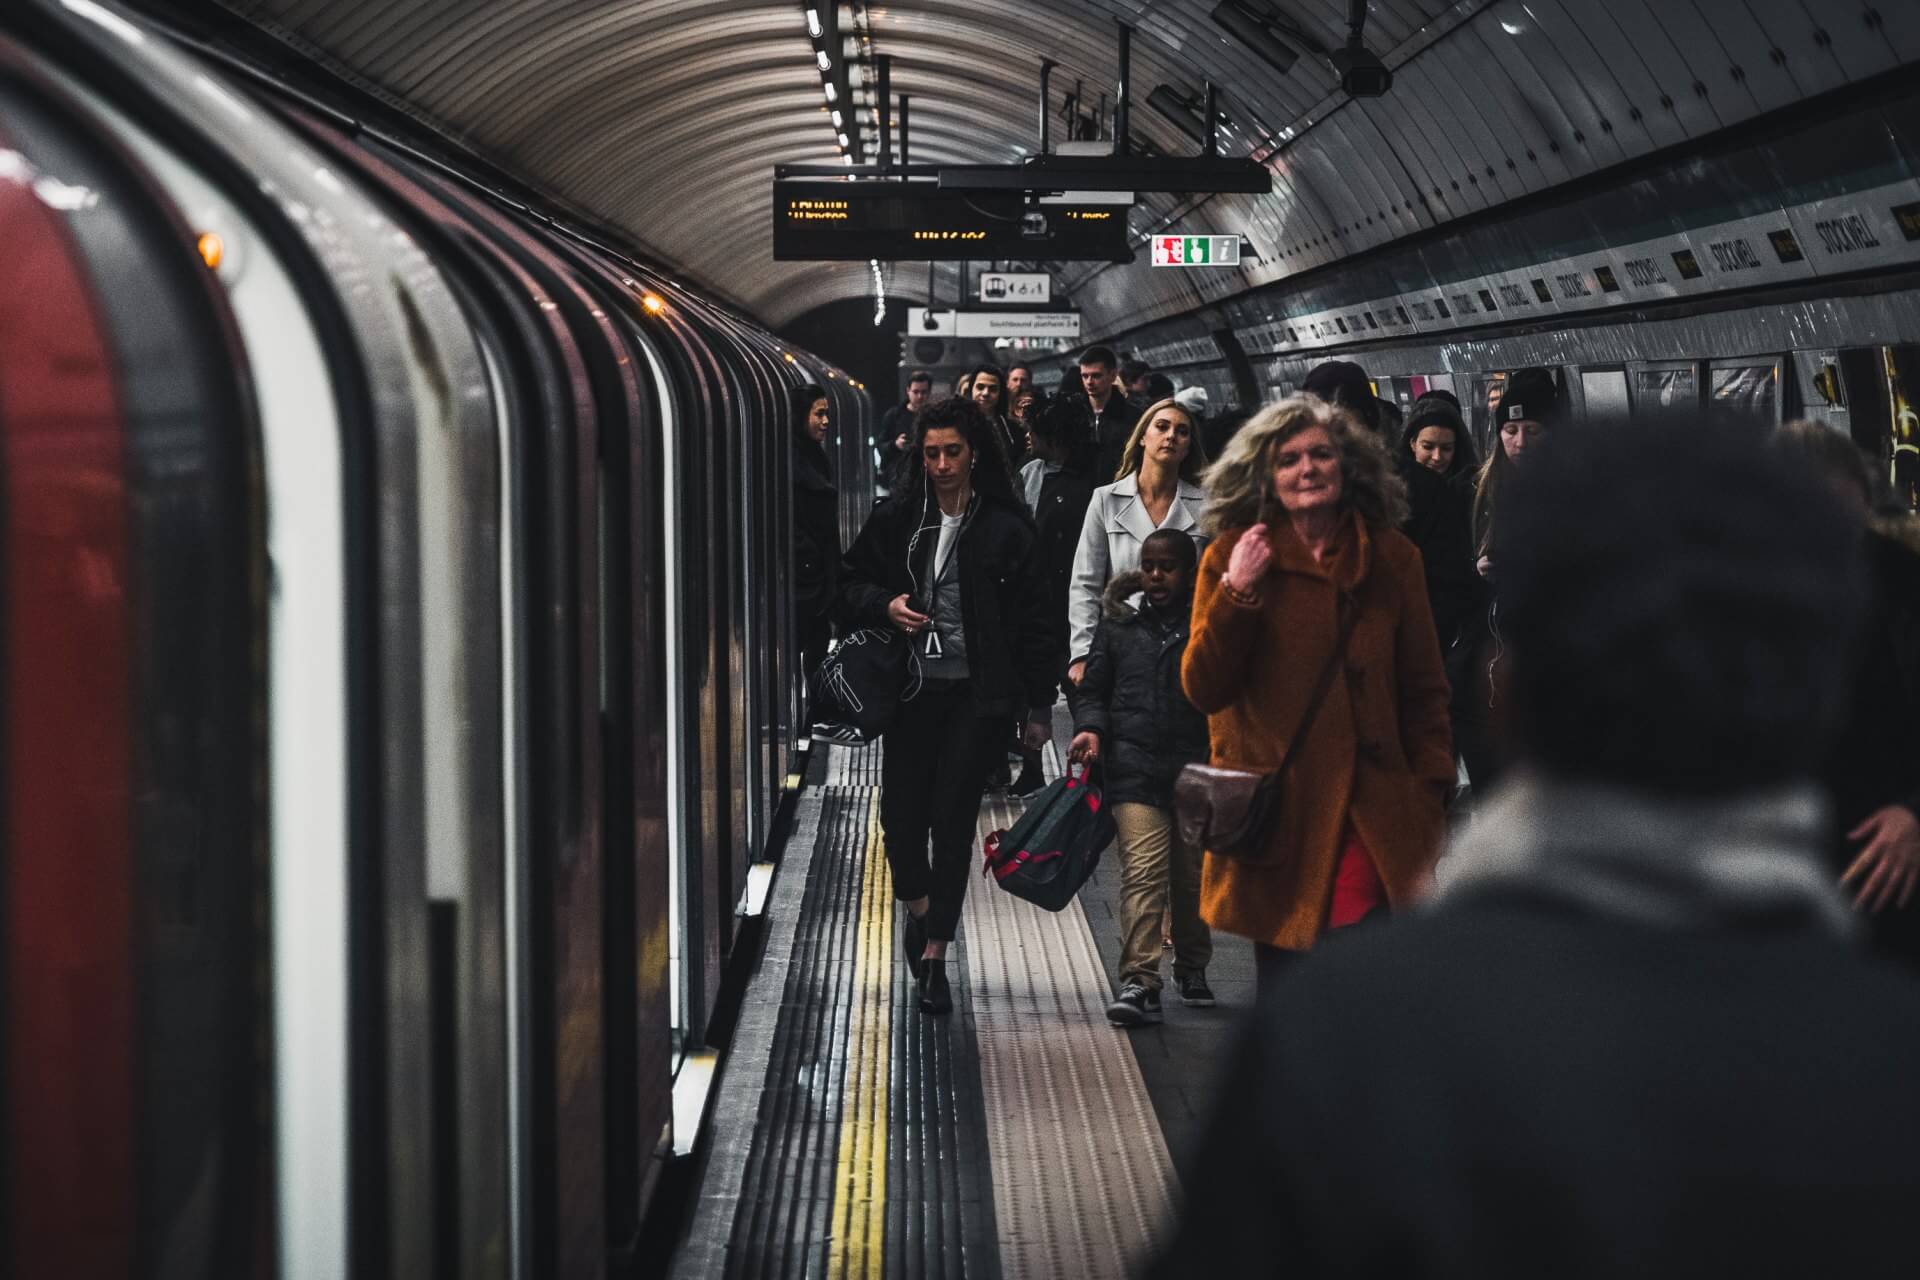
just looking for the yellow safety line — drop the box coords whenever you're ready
[828,791,891,1278]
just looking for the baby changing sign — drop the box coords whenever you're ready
[1151,234,1241,266]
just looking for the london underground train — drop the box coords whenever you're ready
[0,2,870,1275]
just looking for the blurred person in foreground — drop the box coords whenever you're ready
[1775,421,1920,971]
[1156,418,1920,1279]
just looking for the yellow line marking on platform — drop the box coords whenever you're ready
[828,791,890,1278]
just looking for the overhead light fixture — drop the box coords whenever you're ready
[837,131,850,148]
[1148,84,1233,146]
[1210,0,1308,75]
[824,81,838,102]
[816,49,831,71]
[806,7,821,37]
[831,109,843,127]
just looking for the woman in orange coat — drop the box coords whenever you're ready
[1182,397,1454,992]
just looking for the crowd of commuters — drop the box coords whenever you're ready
[807,335,1920,1268]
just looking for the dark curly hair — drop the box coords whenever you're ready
[905,395,1023,510]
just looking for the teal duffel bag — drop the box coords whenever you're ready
[980,766,1114,912]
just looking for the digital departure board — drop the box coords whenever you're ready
[772,179,1133,262]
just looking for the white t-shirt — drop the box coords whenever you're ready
[934,509,964,579]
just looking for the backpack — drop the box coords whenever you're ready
[981,767,1114,912]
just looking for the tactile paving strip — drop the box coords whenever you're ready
[724,785,873,1277]
[884,901,1002,1280]
[721,742,1001,1279]
[963,751,1179,1280]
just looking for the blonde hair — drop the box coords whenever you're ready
[1114,397,1207,483]
[1200,396,1407,536]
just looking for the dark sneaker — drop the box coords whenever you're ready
[1176,972,1217,1008]
[1105,983,1162,1027]
[918,959,953,1015]
[902,911,927,982]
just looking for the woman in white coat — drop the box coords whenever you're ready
[1067,398,1211,684]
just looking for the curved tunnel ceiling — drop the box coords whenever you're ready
[205,0,1920,336]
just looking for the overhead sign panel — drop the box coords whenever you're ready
[907,308,1082,339]
[772,178,1132,262]
[1151,234,1242,266]
[979,271,1051,304]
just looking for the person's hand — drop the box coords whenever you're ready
[1024,719,1052,752]
[1476,555,1494,578]
[1225,524,1273,595]
[893,432,910,452]
[1068,730,1100,764]
[1842,805,1920,913]
[887,593,930,635]
[1066,659,1087,686]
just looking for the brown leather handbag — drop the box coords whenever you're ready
[1174,601,1355,861]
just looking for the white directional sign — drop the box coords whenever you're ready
[979,272,1052,304]
[1151,234,1242,266]
[907,308,1082,338]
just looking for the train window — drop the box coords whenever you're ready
[1708,360,1781,427]
[1788,349,1849,432]
[1630,363,1700,423]
[1581,369,1631,426]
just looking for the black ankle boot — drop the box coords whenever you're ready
[918,959,952,1015]
[902,911,927,982]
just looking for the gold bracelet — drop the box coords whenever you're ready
[1222,580,1261,607]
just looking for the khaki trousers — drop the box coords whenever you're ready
[1112,802,1212,990]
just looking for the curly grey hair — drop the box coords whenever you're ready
[1199,395,1408,536]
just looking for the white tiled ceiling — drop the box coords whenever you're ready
[208,0,1920,334]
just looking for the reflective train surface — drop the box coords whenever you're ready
[0,3,871,1276]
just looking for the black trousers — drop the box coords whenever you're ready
[881,681,999,941]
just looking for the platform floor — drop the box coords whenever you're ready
[672,714,1255,1279]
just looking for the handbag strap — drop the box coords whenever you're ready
[1271,596,1357,780]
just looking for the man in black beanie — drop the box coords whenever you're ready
[1497,365,1561,433]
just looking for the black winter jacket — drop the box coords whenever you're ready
[1027,452,1098,671]
[1090,392,1143,485]
[793,432,840,621]
[1825,527,1920,967]
[1068,573,1209,807]
[1397,456,1476,652]
[839,487,1061,720]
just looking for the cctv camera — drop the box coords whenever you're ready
[1330,42,1392,97]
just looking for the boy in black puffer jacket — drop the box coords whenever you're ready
[1068,528,1213,1027]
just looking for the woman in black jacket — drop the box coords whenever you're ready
[792,384,840,681]
[840,396,1060,1014]
[1067,529,1212,1026]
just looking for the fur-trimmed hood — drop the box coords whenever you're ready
[1101,569,1194,623]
